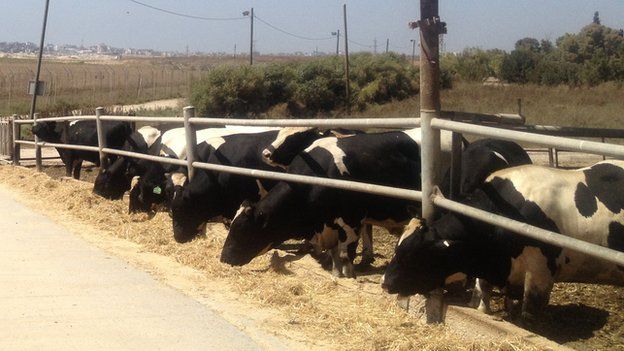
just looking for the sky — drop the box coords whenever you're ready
[1,0,623,55]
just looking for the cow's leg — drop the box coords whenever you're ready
[359,224,374,266]
[329,246,343,278]
[63,154,73,177]
[333,219,360,279]
[521,270,553,321]
[341,241,358,278]
[469,278,493,314]
[72,159,83,179]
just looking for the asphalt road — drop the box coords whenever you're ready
[0,187,266,351]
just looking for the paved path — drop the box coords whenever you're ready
[0,188,265,351]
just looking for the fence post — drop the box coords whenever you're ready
[12,114,20,166]
[183,106,197,180]
[95,107,107,170]
[33,113,42,172]
[548,148,554,167]
[601,137,606,161]
[449,132,462,199]
[418,0,446,324]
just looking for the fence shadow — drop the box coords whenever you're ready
[522,303,609,344]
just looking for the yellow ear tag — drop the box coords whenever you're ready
[153,186,162,195]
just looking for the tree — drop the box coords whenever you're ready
[515,37,541,53]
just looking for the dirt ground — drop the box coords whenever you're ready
[11,155,624,350]
[1,165,564,351]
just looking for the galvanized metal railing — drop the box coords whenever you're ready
[10,105,624,323]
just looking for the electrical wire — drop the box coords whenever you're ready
[128,0,246,21]
[253,14,334,41]
[347,38,373,49]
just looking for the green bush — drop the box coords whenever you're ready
[190,65,269,116]
[189,53,423,117]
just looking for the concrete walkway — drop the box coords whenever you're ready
[0,188,264,351]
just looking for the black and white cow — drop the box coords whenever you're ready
[31,120,133,179]
[221,129,430,277]
[128,126,278,214]
[169,130,287,243]
[261,127,362,168]
[92,126,162,199]
[460,138,532,194]
[382,160,624,320]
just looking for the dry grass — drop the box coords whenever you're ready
[0,165,534,351]
[353,81,624,130]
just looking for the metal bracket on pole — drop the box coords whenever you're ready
[183,106,197,181]
[408,17,447,34]
[95,107,107,170]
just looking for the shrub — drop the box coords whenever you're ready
[190,53,423,117]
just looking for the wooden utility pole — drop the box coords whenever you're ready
[343,4,350,114]
[249,7,253,66]
[386,38,389,53]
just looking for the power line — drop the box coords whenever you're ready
[347,38,373,49]
[253,14,333,41]
[128,0,246,21]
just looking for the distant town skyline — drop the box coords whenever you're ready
[2,1,623,56]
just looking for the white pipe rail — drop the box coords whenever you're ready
[16,139,99,152]
[14,116,96,124]
[100,146,423,202]
[433,195,624,267]
[11,107,624,281]
[431,118,624,159]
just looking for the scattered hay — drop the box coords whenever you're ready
[0,165,575,350]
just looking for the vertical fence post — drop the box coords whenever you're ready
[548,148,554,167]
[601,137,606,161]
[33,112,42,172]
[449,132,462,199]
[12,114,20,166]
[183,106,197,181]
[95,107,107,170]
[418,0,446,324]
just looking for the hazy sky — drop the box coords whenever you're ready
[1,0,623,55]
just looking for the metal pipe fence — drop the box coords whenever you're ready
[8,105,624,324]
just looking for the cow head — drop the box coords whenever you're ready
[31,121,61,141]
[461,147,509,194]
[128,164,170,214]
[169,170,221,243]
[382,217,467,297]
[261,127,322,168]
[93,158,130,200]
[220,200,282,266]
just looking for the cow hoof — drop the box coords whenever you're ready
[477,302,492,315]
[342,264,356,279]
[360,253,375,267]
[332,268,344,278]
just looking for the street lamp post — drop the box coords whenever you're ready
[243,8,254,65]
[410,39,416,65]
[331,29,340,56]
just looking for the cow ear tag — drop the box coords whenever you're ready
[153,186,162,195]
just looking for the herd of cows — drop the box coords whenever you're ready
[31,119,623,321]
